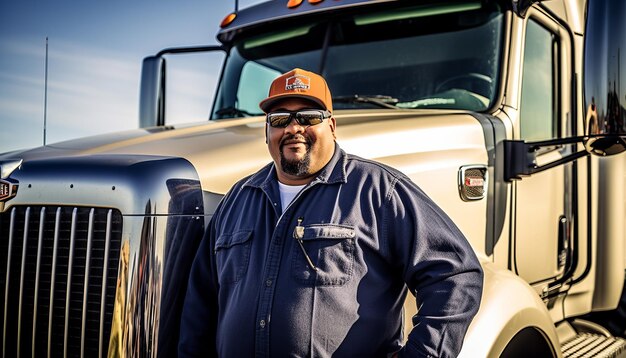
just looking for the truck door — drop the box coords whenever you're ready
[513,10,574,289]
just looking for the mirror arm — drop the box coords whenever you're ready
[504,137,589,182]
[156,45,226,58]
[525,136,587,150]
[531,149,589,175]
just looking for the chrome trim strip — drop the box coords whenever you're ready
[3,208,16,358]
[17,207,31,357]
[80,209,94,358]
[32,207,46,354]
[99,209,112,358]
[48,207,61,358]
[64,208,77,358]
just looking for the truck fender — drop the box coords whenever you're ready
[458,259,561,358]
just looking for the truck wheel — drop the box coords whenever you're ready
[499,327,556,358]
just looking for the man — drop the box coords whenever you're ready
[179,68,483,357]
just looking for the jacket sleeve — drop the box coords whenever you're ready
[178,216,220,357]
[386,176,484,358]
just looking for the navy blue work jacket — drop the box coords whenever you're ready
[179,144,483,357]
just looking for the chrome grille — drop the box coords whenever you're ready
[0,206,122,358]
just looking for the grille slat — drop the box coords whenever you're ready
[17,207,31,357]
[0,206,122,358]
[64,208,78,358]
[80,209,94,357]
[99,210,112,358]
[32,207,46,355]
[48,207,61,358]
[3,208,16,358]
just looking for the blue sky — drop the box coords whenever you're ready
[0,0,263,153]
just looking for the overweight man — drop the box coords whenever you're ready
[179,68,483,357]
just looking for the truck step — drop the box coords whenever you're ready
[561,333,626,358]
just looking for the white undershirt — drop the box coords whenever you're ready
[278,182,306,212]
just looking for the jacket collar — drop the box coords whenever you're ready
[243,142,347,190]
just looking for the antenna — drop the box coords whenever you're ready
[235,0,239,12]
[43,37,49,146]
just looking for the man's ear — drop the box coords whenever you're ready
[329,117,337,139]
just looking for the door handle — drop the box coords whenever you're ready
[557,215,569,269]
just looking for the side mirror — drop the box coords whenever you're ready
[139,56,166,128]
[138,45,226,128]
[583,0,626,156]
[504,0,626,181]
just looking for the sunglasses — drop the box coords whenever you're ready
[266,109,331,128]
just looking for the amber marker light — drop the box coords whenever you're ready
[220,12,237,28]
[287,0,304,8]
[309,0,324,3]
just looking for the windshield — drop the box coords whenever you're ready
[212,0,504,119]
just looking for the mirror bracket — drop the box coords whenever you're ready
[512,0,541,18]
[504,137,589,182]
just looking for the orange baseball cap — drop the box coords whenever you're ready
[259,68,333,113]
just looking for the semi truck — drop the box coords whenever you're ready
[1,0,626,356]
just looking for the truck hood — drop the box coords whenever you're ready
[1,109,489,194]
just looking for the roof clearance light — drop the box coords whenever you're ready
[220,12,237,28]
[308,0,324,4]
[287,0,304,8]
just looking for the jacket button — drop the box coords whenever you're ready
[266,279,272,287]
[260,319,266,329]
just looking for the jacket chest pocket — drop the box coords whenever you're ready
[215,230,252,284]
[292,224,356,286]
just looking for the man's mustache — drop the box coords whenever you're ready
[280,134,311,148]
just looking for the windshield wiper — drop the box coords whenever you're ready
[214,106,259,118]
[333,95,400,109]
